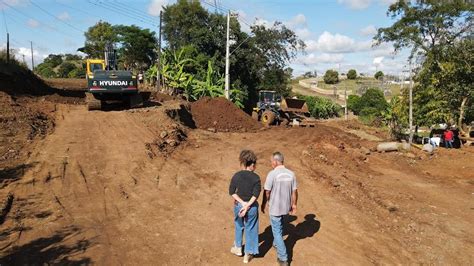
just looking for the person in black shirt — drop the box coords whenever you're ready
[229,150,261,263]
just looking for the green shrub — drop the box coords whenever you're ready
[57,62,77,78]
[374,70,384,80]
[347,94,361,114]
[297,95,342,119]
[36,64,56,78]
[323,69,339,84]
[68,68,86,78]
[347,69,357,79]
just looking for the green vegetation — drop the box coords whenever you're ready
[154,0,303,109]
[35,53,85,78]
[347,69,357,80]
[323,70,339,84]
[347,88,389,126]
[296,95,342,119]
[375,0,473,129]
[374,71,384,80]
[80,21,157,70]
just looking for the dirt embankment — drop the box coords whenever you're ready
[190,97,261,132]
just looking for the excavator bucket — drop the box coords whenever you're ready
[280,98,310,113]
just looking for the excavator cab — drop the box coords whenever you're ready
[86,59,105,79]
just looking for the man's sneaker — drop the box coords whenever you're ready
[243,254,253,263]
[277,258,289,266]
[230,246,242,257]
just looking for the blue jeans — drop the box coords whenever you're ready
[445,140,453,148]
[234,202,259,255]
[270,215,288,262]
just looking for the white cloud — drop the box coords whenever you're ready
[337,0,371,10]
[57,11,70,21]
[287,14,306,28]
[297,53,344,65]
[305,31,372,53]
[338,0,397,10]
[360,25,377,36]
[373,56,384,65]
[27,19,39,28]
[295,28,311,40]
[148,0,169,16]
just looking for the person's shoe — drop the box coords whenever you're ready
[230,246,242,257]
[243,254,253,263]
[277,258,289,266]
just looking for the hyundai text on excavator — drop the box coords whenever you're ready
[85,43,142,110]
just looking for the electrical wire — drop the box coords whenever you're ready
[0,0,76,38]
[89,0,159,27]
[2,9,8,34]
[29,0,84,33]
[106,0,159,23]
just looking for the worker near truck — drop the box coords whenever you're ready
[444,128,454,148]
[229,150,261,263]
[261,152,298,266]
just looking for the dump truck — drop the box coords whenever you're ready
[252,90,316,127]
[85,43,141,110]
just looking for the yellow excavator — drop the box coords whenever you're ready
[86,59,105,78]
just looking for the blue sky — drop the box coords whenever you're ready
[0,0,410,76]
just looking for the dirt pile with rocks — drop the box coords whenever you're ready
[190,97,260,132]
[0,92,55,173]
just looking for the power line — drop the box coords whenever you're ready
[2,9,8,34]
[110,0,159,23]
[29,0,84,33]
[89,0,159,27]
[97,0,158,25]
[0,0,76,38]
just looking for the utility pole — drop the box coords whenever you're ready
[156,10,163,92]
[22,54,25,65]
[344,86,348,120]
[409,64,413,145]
[30,41,35,71]
[6,33,9,64]
[224,10,230,99]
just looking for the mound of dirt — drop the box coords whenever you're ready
[0,92,55,171]
[0,62,84,104]
[190,97,260,132]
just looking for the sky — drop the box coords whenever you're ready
[0,0,411,76]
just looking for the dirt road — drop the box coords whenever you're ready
[1,101,473,265]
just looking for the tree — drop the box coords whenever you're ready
[57,62,76,78]
[160,0,305,110]
[114,25,157,69]
[43,54,63,68]
[35,64,56,78]
[374,0,473,59]
[81,21,118,58]
[323,70,339,84]
[374,0,473,128]
[374,71,384,80]
[347,95,361,114]
[347,69,357,79]
[68,68,85,78]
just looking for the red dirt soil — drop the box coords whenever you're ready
[190,97,260,132]
[0,79,473,265]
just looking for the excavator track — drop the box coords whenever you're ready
[86,92,102,111]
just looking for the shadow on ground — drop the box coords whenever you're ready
[259,214,321,262]
[0,226,93,265]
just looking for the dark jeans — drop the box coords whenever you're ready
[445,140,453,148]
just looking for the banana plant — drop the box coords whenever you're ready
[193,60,225,99]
